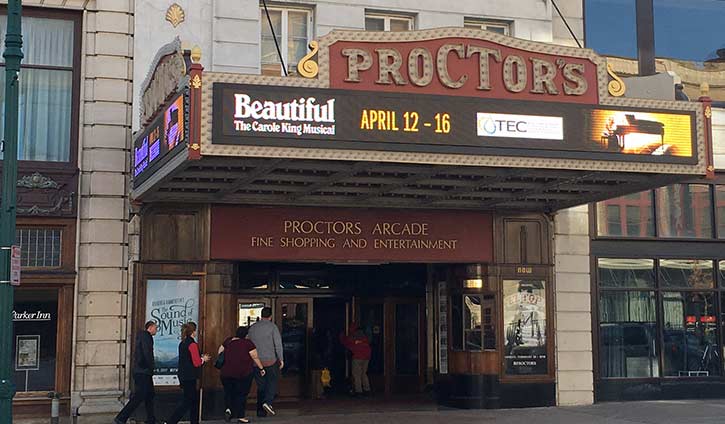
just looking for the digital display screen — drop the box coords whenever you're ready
[212,83,697,164]
[133,91,187,187]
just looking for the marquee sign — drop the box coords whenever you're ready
[133,90,188,186]
[212,83,696,163]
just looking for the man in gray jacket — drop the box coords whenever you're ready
[248,307,284,417]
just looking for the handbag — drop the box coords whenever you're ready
[214,351,225,369]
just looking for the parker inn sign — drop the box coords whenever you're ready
[132,28,714,213]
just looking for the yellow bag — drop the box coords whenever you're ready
[321,368,332,388]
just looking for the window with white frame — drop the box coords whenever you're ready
[464,18,511,36]
[260,6,313,76]
[364,13,414,32]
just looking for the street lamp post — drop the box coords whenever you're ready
[0,1,22,424]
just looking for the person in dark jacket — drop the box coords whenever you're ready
[340,323,372,396]
[114,321,158,424]
[218,326,266,423]
[167,322,210,424]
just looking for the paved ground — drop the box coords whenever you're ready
[201,399,725,424]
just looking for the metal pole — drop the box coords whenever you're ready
[635,0,656,76]
[0,1,23,424]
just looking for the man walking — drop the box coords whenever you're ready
[115,321,158,424]
[248,307,284,417]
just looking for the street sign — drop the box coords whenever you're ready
[10,245,21,286]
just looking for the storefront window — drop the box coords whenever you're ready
[450,294,496,351]
[503,280,547,375]
[596,191,654,237]
[656,184,713,238]
[13,290,58,392]
[599,291,658,377]
[662,292,719,376]
[716,185,725,238]
[598,258,655,288]
[659,259,714,289]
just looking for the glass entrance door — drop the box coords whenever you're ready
[275,298,313,399]
[356,297,425,395]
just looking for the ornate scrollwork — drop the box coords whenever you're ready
[297,41,319,78]
[165,3,186,28]
[17,192,75,216]
[606,63,626,97]
[17,172,60,189]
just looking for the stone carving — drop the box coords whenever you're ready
[17,191,75,216]
[165,3,185,28]
[17,172,60,189]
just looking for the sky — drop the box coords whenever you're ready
[585,0,725,63]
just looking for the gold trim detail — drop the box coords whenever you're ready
[191,45,202,64]
[297,41,319,78]
[705,105,712,119]
[165,3,185,28]
[191,74,202,89]
[607,63,626,97]
[190,143,200,151]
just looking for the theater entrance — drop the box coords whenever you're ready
[236,263,428,400]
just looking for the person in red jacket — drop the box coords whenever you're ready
[339,323,372,396]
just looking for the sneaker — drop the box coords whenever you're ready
[262,403,276,416]
[224,408,232,422]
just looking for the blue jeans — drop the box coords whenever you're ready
[254,363,279,413]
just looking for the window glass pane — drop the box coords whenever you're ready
[260,9,282,64]
[485,25,507,34]
[659,259,714,289]
[503,280,547,375]
[464,295,482,350]
[0,69,72,161]
[16,228,62,268]
[13,290,58,392]
[365,17,385,31]
[287,11,308,66]
[716,186,725,238]
[359,303,384,374]
[656,184,713,238]
[599,291,658,377]
[450,295,463,350]
[0,16,74,67]
[464,22,482,29]
[598,258,655,288]
[596,191,654,237]
[280,303,307,377]
[389,18,411,32]
[662,292,719,376]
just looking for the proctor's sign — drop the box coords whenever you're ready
[326,35,599,104]
[210,206,493,263]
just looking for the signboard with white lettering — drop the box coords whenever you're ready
[212,83,696,164]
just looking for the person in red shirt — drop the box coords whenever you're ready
[218,327,266,423]
[339,323,372,396]
[167,322,210,424]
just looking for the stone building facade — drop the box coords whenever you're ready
[3,0,133,420]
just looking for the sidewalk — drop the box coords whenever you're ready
[201,399,725,424]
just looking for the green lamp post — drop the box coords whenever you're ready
[0,1,22,423]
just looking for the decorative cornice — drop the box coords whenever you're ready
[17,172,60,190]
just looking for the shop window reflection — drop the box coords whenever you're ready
[662,292,719,377]
[596,191,654,237]
[599,291,658,377]
[656,184,713,239]
[13,290,58,392]
[659,259,714,289]
[450,293,495,351]
[598,258,655,288]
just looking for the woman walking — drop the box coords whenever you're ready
[219,326,266,423]
[167,322,210,424]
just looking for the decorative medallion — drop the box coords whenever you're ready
[606,63,626,97]
[190,143,201,151]
[297,41,319,78]
[705,105,712,119]
[191,74,202,89]
[17,172,60,189]
[165,3,185,28]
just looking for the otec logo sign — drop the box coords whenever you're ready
[476,113,564,140]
